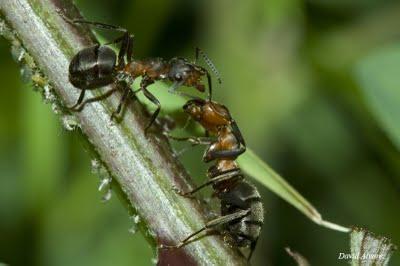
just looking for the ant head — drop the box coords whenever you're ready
[183,98,205,121]
[169,58,207,92]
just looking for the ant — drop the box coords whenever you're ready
[164,98,264,261]
[59,12,221,133]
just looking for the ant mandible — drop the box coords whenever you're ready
[60,12,221,133]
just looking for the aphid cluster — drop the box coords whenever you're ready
[61,13,263,261]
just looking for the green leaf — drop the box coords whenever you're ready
[355,45,400,150]
[237,149,350,232]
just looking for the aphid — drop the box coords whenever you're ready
[165,98,263,260]
[59,12,221,132]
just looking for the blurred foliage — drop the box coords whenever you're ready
[1,0,400,265]
[355,45,400,150]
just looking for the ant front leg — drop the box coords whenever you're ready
[166,134,214,146]
[165,134,214,157]
[231,120,246,147]
[203,146,246,163]
[140,77,159,134]
[203,121,246,162]
[110,86,131,121]
[162,209,250,249]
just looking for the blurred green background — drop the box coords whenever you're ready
[1,0,400,265]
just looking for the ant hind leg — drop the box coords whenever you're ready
[162,209,249,249]
[67,89,86,110]
[247,237,259,261]
[69,87,118,112]
[174,168,241,197]
[57,10,128,33]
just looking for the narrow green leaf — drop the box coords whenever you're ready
[350,227,397,266]
[237,149,350,232]
[355,45,400,150]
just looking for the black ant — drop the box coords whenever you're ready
[59,12,221,133]
[164,98,264,261]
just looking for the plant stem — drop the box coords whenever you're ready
[0,0,247,264]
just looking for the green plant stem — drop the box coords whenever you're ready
[0,0,246,264]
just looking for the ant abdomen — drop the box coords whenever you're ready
[220,180,263,247]
[69,45,116,90]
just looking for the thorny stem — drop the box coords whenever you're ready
[0,0,247,265]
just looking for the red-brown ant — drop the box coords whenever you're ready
[60,12,221,132]
[164,98,264,261]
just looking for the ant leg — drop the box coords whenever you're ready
[57,11,127,33]
[203,147,246,163]
[103,35,125,46]
[140,78,159,134]
[165,134,214,157]
[103,32,134,67]
[174,168,241,196]
[203,120,246,162]
[58,11,133,66]
[116,32,131,67]
[195,47,200,64]
[247,237,259,261]
[167,81,183,95]
[231,120,246,147]
[67,89,86,110]
[126,34,135,63]
[58,10,132,65]
[70,87,118,112]
[111,86,131,120]
[162,209,250,249]
[166,134,214,146]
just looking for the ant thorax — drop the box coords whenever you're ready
[202,104,231,131]
[124,58,168,80]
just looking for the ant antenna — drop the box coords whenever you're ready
[182,115,192,131]
[195,47,222,84]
